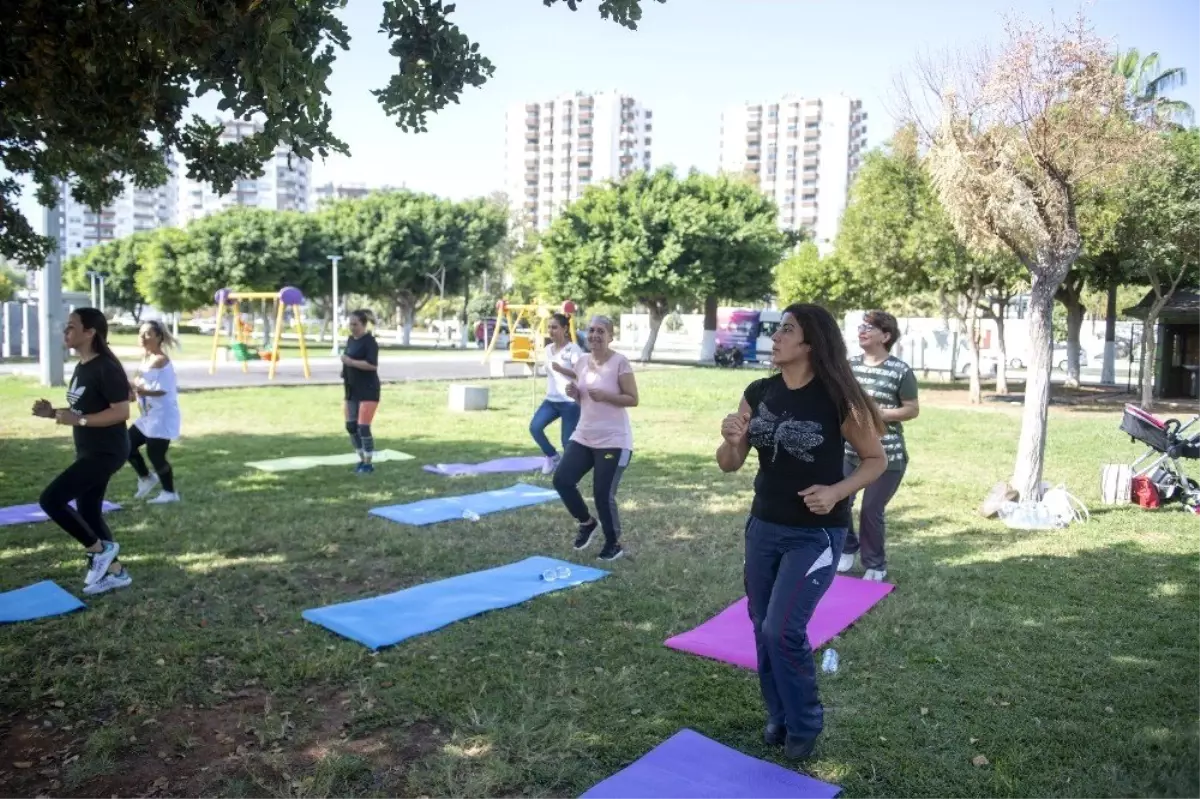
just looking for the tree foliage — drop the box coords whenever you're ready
[62,232,159,320]
[896,12,1160,499]
[1,0,661,267]
[321,190,507,343]
[540,168,787,360]
[1120,128,1200,406]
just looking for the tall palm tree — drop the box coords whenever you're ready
[1113,48,1193,128]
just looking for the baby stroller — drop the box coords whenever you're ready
[1113,405,1200,511]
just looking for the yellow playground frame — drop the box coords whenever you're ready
[481,299,577,366]
[208,286,311,380]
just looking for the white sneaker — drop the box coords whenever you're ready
[134,475,159,499]
[85,541,119,586]
[147,491,180,505]
[541,455,560,476]
[83,569,132,595]
[863,568,888,582]
[837,553,856,573]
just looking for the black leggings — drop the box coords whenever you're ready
[552,442,631,545]
[129,427,175,492]
[39,455,124,549]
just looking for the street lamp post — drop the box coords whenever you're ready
[327,255,342,355]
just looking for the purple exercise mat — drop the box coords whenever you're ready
[0,501,122,529]
[581,728,840,798]
[422,456,545,477]
[664,576,895,670]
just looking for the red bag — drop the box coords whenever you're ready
[1132,475,1161,509]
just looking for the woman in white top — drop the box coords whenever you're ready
[129,320,182,504]
[530,313,583,475]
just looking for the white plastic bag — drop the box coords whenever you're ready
[998,484,1089,530]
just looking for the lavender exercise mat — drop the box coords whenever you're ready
[422,456,545,477]
[0,501,121,529]
[664,576,895,670]
[581,728,841,798]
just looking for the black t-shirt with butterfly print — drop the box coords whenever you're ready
[742,373,850,529]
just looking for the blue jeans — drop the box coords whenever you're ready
[529,400,581,457]
[743,516,846,740]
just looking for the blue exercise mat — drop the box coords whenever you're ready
[369,482,559,526]
[302,555,609,650]
[0,581,85,623]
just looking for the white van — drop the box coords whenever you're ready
[754,310,783,364]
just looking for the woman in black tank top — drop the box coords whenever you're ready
[715,303,887,759]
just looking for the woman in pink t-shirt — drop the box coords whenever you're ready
[550,315,639,561]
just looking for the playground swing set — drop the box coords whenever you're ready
[482,299,578,401]
[208,286,312,381]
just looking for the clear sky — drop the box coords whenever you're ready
[14,0,1200,233]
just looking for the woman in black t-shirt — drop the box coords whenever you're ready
[716,303,887,760]
[340,309,381,473]
[31,308,133,595]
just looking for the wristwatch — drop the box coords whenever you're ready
[78,416,88,427]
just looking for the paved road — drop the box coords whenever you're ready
[0,340,705,391]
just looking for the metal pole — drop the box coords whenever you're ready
[88,271,97,308]
[38,265,64,387]
[99,274,106,315]
[327,255,342,355]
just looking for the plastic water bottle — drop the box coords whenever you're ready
[821,649,839,674]
[541,566,572,582]
[462,510,480,522]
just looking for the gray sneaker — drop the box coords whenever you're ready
[83,569,132,596]
[85,541,120,586]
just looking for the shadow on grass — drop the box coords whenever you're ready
[0,430,1196,797]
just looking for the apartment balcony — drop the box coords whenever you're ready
[803,156,819,167]
[579,124,593,135]
[644,110,653,120]
[645,123,653,133]
[579,169,592,180]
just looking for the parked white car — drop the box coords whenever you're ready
[1008,344,1090,371]
[955,351,999,378]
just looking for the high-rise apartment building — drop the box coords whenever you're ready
[310,181,404,207]
[179,117,312,223]
[42,152,179,273]
[718,95,867,248]
[505,90,653,232]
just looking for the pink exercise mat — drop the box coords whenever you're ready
[664,575,895,669]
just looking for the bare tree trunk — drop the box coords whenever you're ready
[965,280,983,403]
[994,309,1009,395]
[1011,272,1059,501]
[700,295,718,362]
[397,299,415,346]
[1063,295,1085,387]
[1140,314,1159,408]
[1101,278,1118,385]
[638,301,667,362]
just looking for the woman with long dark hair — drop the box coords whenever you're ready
[32,309,133,595]
[531,312,583,475]
[716,303,886,759]
[340,309,381,473]
[130,319,182,503]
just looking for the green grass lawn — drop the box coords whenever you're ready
[0,370,1196,798]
